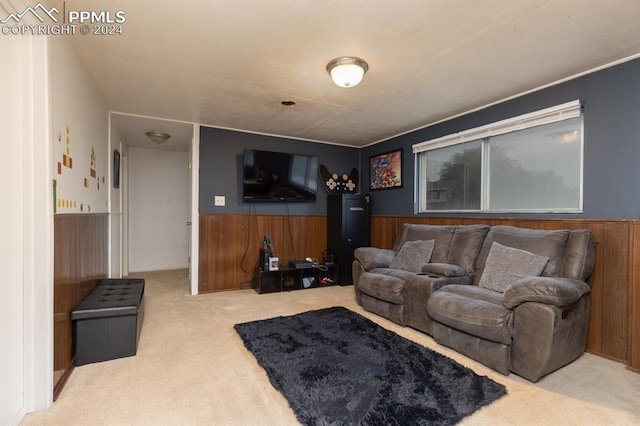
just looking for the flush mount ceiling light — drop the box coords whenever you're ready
[326,56,369,88]
[145,131,171,144]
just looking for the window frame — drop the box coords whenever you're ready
[413,100,584,214]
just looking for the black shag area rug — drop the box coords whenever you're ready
[234,306,506,425]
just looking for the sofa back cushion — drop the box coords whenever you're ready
[389,240,435,273]
[474,226,569,284]
[477,242,549,292]
[562,229,597,281]
[446,225,490,273]
[393,224,456,263]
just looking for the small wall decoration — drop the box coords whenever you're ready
[90,147,97,178]
[62,126,73,170]
[369,148,403,190]
[319,165,358,194]
[113,149,120,188]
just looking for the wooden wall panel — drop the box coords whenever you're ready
[600,222,629,361]
[284,215,327,264]
[198,213,639,369]
[198,214,256,292]
[583,222,605,354]
[369,216,399,248]
[630,222,640,372]
[53,214,108,397]
[198,214,328,293]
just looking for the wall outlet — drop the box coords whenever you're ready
[214,196,225,206]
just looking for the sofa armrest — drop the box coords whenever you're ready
[421,263,469,277]
[354,247,396,270]
[502,276,591,309]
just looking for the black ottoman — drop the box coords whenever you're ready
[71,278,145,365]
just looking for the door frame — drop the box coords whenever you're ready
[189,124,200,295]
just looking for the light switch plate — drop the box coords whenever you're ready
[214,196,225,206]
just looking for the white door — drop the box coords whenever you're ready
[128,147,190,272]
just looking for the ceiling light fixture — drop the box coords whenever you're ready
[326,56,369,88]
[145,131,171,144]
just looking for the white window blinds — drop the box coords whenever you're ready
[412,100,582,154]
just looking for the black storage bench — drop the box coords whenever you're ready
[71,278,145,365]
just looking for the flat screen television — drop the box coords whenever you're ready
[242,149,318,202]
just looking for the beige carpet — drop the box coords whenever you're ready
[22,269,640,425]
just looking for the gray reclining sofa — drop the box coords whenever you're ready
[353,223,597,382]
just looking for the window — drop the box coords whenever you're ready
[414,101,583,213]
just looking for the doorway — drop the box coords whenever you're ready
[110,114,196,288]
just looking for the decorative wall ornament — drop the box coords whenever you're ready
[370,148,403,190]
[319,164,358,194]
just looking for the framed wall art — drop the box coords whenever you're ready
[369,148,403,190]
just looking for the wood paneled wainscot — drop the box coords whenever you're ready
[199,213,328,293]
[53,214,108,398]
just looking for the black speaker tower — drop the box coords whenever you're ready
[327,194,371,285]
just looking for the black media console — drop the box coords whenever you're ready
[253,264,339,294]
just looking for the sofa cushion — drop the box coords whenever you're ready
[446,225,490,272]
[478,242,549,293]
[370,268,418,281]
[421,263,468,277]
[358,272,406,304]
[427,285,513,345]
[389,239,434,273]
[354,247,397,270]
[392,224,456,263]
[475,226,569,284]
[502,276,591,309]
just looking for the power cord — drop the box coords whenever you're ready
[240,202,261,274]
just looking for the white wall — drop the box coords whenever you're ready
[1,23,27,426]
[50,36,109,214]
[128,147,189,272]
[0,22,108,425]
[0,14,53,425]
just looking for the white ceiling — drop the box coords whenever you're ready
[111,113,193,152]
[53,0,640,147]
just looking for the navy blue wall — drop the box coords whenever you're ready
[361,58,640,219]
[199,127,360,214]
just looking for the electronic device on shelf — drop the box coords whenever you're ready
[322,250,335,266]
[242,149,318,203]
[289,260,313,269]
[259,235,274,270]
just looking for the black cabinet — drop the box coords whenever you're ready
[253,265,340,294]
[327,194,371,285]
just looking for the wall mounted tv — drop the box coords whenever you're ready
[242,149,318,202]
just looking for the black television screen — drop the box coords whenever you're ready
[242,149,318,202]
